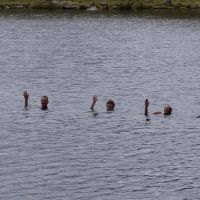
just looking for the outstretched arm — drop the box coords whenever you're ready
[90,95,98,111]
[145,98,149,116]
[23,91,29,108]
[152,111,162,115]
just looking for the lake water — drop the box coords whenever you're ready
[0,9,200,200]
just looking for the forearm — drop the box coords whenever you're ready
[145,106,148,115]
[90,102,95,111]
[24,99,28,107]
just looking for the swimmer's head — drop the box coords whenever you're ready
[106,99,115,111]
[164,105,172,115]
[41,96,49,109]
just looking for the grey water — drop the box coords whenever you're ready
[0,9,200,200]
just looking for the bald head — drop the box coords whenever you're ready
[41,96,49,109]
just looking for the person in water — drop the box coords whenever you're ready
[40,96,49,110]
[144,98,172,116]
[90,95,115,111]
[23,91,49,110]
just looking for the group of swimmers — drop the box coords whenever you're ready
[23,91,173,117]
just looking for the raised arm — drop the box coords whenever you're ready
[23,91,29,108]
[90,95,98,111]
[144,98,149,116]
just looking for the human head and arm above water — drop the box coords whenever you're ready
[90,95,115,112]
[23,91,49,110]
[144,98,172,116]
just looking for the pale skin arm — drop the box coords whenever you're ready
[90,95,98,111]
[152,111,162,115]
[23,91,29,107]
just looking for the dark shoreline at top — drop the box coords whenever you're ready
[0,0,200,11]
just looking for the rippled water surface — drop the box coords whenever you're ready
[0,9,200,200]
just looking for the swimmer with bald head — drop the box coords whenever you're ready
[23,91,49,110]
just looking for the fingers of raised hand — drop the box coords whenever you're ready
[145,98,149,106]
[93,95,98,102]
[23,91,29,98]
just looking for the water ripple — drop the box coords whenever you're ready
[0,10,200,200]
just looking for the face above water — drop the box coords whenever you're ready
[106,100,115,111]
[41,96,49,108]
[164,105,172,115]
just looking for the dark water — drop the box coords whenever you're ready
[0,9,200,200]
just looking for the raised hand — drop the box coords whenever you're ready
[145,98,149,107]
[90,95,98,111]
[23,91,29,99]
[23,91,29,107]
[92,95,98,104]
[144,98,149,115]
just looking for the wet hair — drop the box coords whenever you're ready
[106,99,115,108]
[164,105,172,115]
[41,96,48,101]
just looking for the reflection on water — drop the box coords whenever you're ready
[0,9,200,200]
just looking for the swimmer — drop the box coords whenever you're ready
[145,98,172,116]
[23,91,49,110]
[41,96,49,110]
[90,95,115,111]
